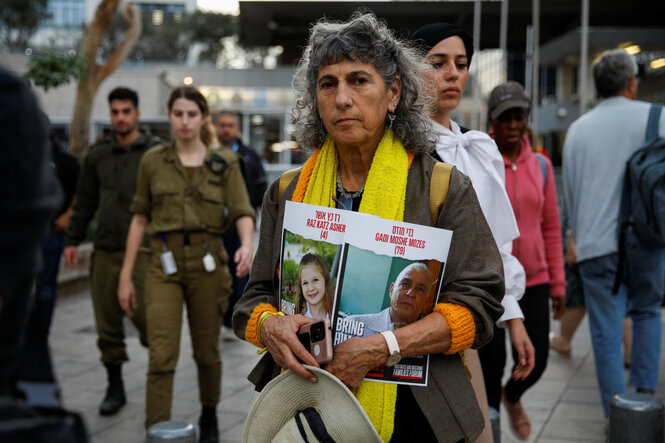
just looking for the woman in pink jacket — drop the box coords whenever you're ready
[478,81,566,440]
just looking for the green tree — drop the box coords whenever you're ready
[281,259,299,304]
[24,50,85,92]
[0,0,49,50]
[101,10,237,63]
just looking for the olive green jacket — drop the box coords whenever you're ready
[130,143,255,235]
[65,128,161,251]
[233,152,505,443]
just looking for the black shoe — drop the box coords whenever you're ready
[637,387,656,395]
[199,405,219,443]
[99,363,126,416]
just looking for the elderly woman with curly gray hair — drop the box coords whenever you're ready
[233,12,505,442]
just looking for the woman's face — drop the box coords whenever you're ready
[169,97,205,142]
[317,59,401,153]
[491,107,528,151]
[423,36,469,115]
[300,264,326,308]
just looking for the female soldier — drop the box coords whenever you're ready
[118,86,255,442]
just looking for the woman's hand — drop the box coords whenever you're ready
[552,295,566,320]
[565,235,577,267]
[325,335,386,389]
[234,244,253,277]
[64,246,79,269]
[118,214,148,318]
[261,314,319,381]
[324,312,454,388]
[234,215,254,277]
[506,318,535,380]
[118,276,136,318]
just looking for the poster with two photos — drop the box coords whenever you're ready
[279,200,452,386]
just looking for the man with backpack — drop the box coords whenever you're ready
[562,49,665,419]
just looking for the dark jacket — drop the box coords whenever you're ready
[50,134,80,221]
[0,67,62,293]
[232,151,504,443]
[65,128,160,251]
[234,140,267,210]
[130,143,255,235]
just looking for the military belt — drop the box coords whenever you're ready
[156,231,217,246]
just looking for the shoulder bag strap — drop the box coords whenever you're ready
[429,162,453,226]
[534,153,548,190]
[278,167,302,200]
[646,103,663,142]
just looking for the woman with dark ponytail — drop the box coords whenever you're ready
[118,86,255,441]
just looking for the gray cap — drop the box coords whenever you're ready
[487,81,530,120]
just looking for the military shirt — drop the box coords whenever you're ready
[131,143,255,235]
[65,128,161,251]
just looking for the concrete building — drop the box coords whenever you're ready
[238,0,665,162]
[10,0,296,180]
[32,0,197,48]
[7,0,665,174]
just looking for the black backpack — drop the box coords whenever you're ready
[613,103,665,292]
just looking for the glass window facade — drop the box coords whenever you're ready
[136,3,186,26]
[45,0,86,29]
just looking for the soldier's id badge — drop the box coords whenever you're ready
[160,250,177,275]
[203,252,216,273]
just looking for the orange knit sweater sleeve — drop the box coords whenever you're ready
[245,303,278,348]
[433,303,476,354]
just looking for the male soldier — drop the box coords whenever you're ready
[563,49,665,418]
[214,111,267,339]
[64,87,160,416]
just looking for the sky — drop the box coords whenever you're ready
[197,0,371,15]
[197,0,239,15]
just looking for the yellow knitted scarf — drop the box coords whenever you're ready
[293,128,411,442]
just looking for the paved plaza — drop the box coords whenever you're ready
[50,279,665,443]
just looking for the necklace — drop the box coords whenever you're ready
[336,174,364,199]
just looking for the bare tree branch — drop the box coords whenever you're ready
[70,0,142,158]
[97,2,142,80]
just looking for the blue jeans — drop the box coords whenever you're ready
[222,227,249,328]
[578,229,665,416]
[15,231,64,383]
[34,231,65,336]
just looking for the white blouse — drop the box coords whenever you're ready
[432,119,526,326]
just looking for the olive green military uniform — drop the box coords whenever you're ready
[131,143,254,428]
[65,128,160,364]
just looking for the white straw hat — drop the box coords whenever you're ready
[242,365,382,443]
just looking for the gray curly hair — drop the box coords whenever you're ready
[292,11,434,153]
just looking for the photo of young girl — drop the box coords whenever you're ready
[279,230,340,317]
[296,253,334,320]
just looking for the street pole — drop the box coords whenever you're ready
[580,0,590,114]
[531,0,540,146]
[473,0,482,129]
[500,0,509,79]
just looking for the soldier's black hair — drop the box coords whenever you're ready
[108,87,139,109]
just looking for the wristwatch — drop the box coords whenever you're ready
[380,330,402,367]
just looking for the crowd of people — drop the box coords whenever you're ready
[1,9,663,443]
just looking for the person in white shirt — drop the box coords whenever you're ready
[562,49,665,418]
[412,22,534,441]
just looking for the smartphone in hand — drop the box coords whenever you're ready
[296,318,333,364]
